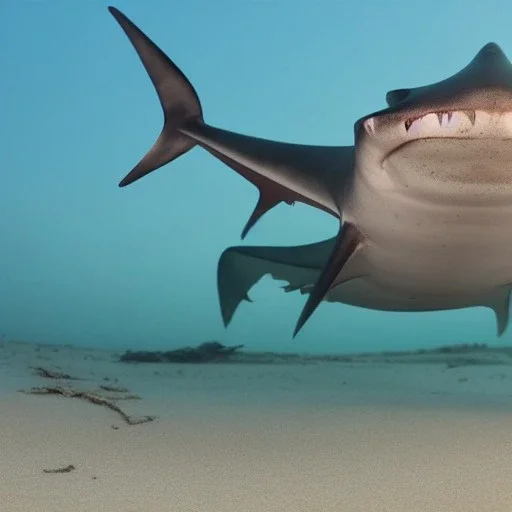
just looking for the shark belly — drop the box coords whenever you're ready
[343,157,512,302]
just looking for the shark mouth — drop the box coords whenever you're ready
[364,109,512,140]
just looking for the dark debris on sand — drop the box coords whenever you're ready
[20,386,154,425]
[118,341,512,368]
[119,341,244,364]
[43,464,76,474]
[30,366,83,380]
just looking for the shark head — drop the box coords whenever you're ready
[356,43,512,193]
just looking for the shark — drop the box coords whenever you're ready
[108,6,512,338]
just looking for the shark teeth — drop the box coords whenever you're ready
[463,110,476,125]
[404,110,476,132]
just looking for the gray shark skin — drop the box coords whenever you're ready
[108,6,512,338]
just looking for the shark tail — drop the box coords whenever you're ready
[108,6,203,187]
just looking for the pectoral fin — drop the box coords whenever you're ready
[217,238,336,327]
[293,222,365,336]
[217,229,366,333]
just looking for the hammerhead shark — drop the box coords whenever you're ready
[108,6,512,337]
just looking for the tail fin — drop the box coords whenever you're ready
[108,7,203,187]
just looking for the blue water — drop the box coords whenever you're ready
[3,0,512,354]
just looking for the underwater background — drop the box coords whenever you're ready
[5,3,512,512]
[3,0,512,354]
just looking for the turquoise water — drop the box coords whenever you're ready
[3,0,512,354]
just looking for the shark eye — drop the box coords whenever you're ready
[386,88,410,106]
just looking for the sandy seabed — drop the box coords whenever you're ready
[1,340,512,512]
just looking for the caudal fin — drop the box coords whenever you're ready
[108,7,203,187]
